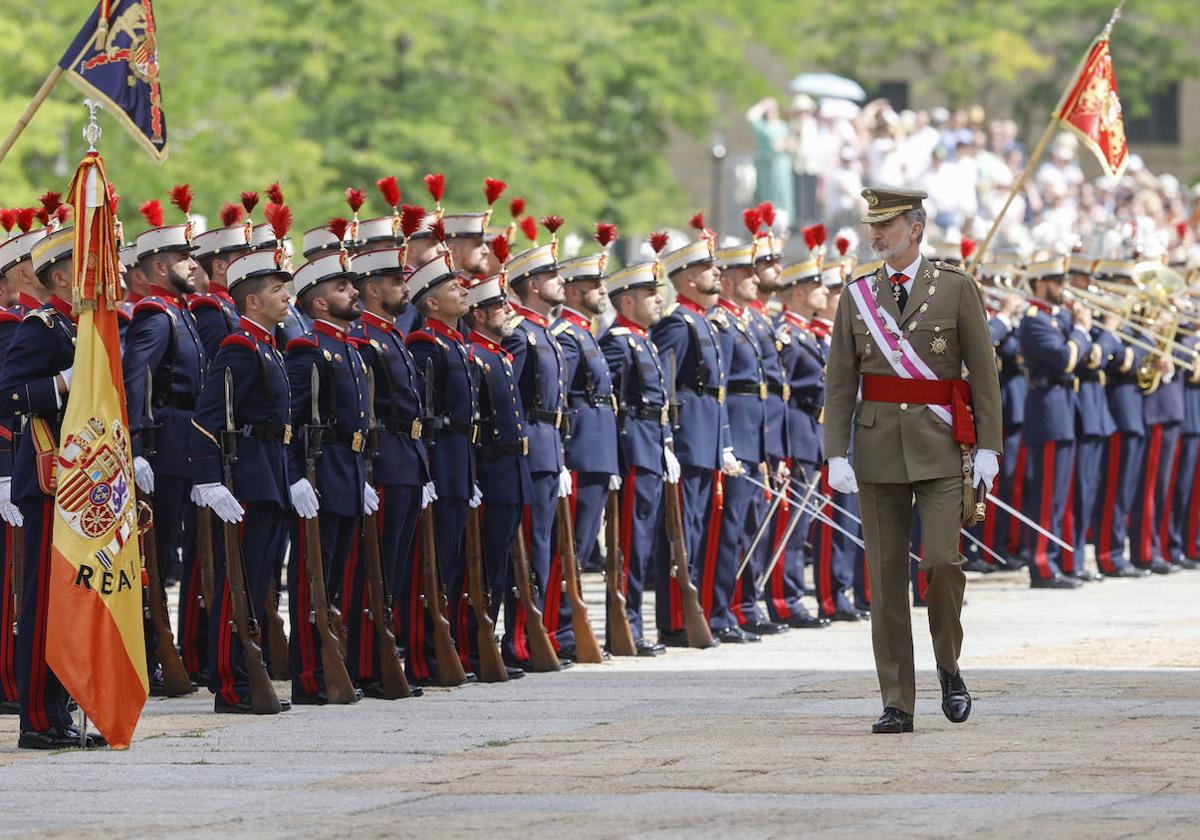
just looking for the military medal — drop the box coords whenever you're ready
[930,336,948,355]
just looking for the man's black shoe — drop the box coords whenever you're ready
[962,558,993,574]
[1103,565,1149,578]
[18,725,107,750]
[871,707,913,734]
[0,700,19,716]
[360,682,424,700]
[1144,559,1179,575]
[634,638,664,657]
[716,626,760,644]
[1030,575,1081,589]
[1069,569,1103,582]
[557,646,577,662]
[829,608,864,622]
[786,613,831,629]
[214,697,292,714]
[658,629,690,648]
[741,620,789,635]
[504,666,525,680]
[1172,556,1199,570]
[937,666,971,723]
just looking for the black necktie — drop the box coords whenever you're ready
[890,272,908,312]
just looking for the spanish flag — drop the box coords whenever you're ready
[45,152,147,749]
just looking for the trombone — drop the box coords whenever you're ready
[1063,285,1196,372]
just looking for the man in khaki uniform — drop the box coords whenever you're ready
[823,188,1003,734]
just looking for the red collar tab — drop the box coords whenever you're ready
[360,310,395,332]
[809,319,831,339]
[469,330,512,361]
[514,304,549,328]
[147,284,184,307]
[48,295,77,323]
[717,297,744,318]
[18,293,41,310]
[615,314,648,338]
[426,317,464,344]
[125,291,144,305]
[784,311,809,330]
[560,307,593,331]
[238,317,275,347]
[1029,298,1054,315]
[314,319,349,341]
[677,295,708,315]
[748,300,767,314]
[210,284,233,303]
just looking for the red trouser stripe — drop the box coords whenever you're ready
[217,584,237,705]
[1096,433,1122,572]
[767,460,792,618]
[1060,453,1077,573]
[0,523,17,701]
[408,536,429,681]
[295,522,319,695]
[1139,425,1163,564]
[1161,440,1181,561]
[512,506,533,662]
[1187,445,1200,558]
[816,466,836,616]
[1008,442,1028,555]
[620,471,636,597]
[1032,441,1056,579]
[181,547,204,674]
[699,470,724,620]
[667,482,684,632]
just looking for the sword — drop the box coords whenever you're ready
[985,492,1073,553]
[751,468,823,589]
[735,467,789,580]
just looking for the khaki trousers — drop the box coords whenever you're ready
[858,477,966,714]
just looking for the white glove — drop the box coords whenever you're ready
[189,484,206,506]
[828,456,859,495]
[196,482,244,524]
[558,466,573,499]
[59,366,74,391]
[608,474,622,491]
[363,482,380,515]
[420,480,438,510]
[721,447,744,476]
[664,447,681,484]
[289,478,320,519]
[133,456,155,494]
[972,449,1001,493]
[0,477,23,528]
[775,460,792,482]
[468,483,483,509]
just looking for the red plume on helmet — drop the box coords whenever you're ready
[0,209,14,233]
[140,199,164,228]
[484,178,507,206]
[519,215,538,243]
[424,173,446,211]
[169,183,194,218]
[649,231,670,255]
[835,235,851,257]
[264,203,292,242]
[430,218,447,244]
[689,212,711,239]
[327,217,350,243]
[756,201,776,228]
[509,197,525,219]
[220,202,245,228]
[34,207,49,227]
[742,208,762,239]
[53,206,71,226]
[241,191,260,217]
[540,215,564,236]
[266,182,284,206]
[400,205,426,240]
[802,223,826,251]
[960,237,977,261]
[490,233,511,265]
[16,207,37,233]
[1176,220,1189,242]
[594,222,618,249]
[345,187,366,215]
[38,191,62,217]
[376,176,401,211]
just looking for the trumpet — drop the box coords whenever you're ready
[1063,286,1196,371]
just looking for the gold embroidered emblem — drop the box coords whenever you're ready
[930,336,948,355]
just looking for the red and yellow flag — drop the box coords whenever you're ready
[45,152,147,749]
[1055,34,1128,180]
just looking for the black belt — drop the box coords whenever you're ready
[432,418,478,441]
[1029,376,1075,389]
[528,407,563,427]
[383,416,423,440]
[767,382,791,400]
[620,404,668,424]
[791,397,822,416]
[680,384,726,403]
[157,399,197,412]
[568,394,617,411]
[242,421,292,444]
[330,429,367,452]
[727,381,767,400]
[479,438,529,458]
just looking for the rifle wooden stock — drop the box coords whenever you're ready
[663,474,714,649]
[418,508,468,686]
[465,508,507,683]
[195,507,216,615]
[509,527,561,672]
[556,496,603,663]
[139,506,195,697]
[9,524,21,638]
[264,580,289,680]
[222,516,281,713]
[604,490,636,656]
[362,505,413,698]
[302,510,359,704]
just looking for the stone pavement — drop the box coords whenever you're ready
[1,568,1198,839]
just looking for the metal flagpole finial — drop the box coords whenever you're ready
[1101,1,1125,39]
[83,99,103,152]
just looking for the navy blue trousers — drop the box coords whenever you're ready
[1130,422,1179,567]
[1094,431,1142,573]
[1022,439,1074,581]
[288,509,357,700]
[609,468,662,641]
[1168,434,1200,561]
[1,522,18,705]
[811,465,860,616]
[1065,434,1106,574]
[15,496,70,733]
[702,466,758,631]
[502,473,557,662]
[653,466,714,636]
[551,471,607,650]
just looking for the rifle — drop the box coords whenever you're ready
[465,507,507,682]
[218,368,280,712]
[418,358,467,687]
[264,580,289,680]
[360,369,413,698]
[509,526,561,671]
[139,367,195,696]
[663,350,714,649]
[604,489,636,656]
[556,495,603,663]
[301,365,359,704]
[195,507,215,614]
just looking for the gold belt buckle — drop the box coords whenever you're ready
[758,382,768,400]
[282,424,293,445]
[351,430,365,452]
[782,384,791,402]
[471,423,479,444]
[521,437,529,456]
[660,407,669,425]
[611,395,619,412]
[717,386,726,405]
[554,408,562,429]
[410,419,422,440]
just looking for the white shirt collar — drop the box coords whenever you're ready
[884,254,923,290]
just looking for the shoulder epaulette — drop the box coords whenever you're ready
[1026,306,1040,319]
[551,322,571,336]
[187,295,221,312]
[286,335,319,352]
[220,333,257,352]
[347,336,369,348]
[24,309,54,328]
[117,308,131,323]
[609,326,630,336]
[405,331,437,347]
[133,298,170,317]
[0,310,19,324]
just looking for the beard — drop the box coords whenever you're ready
[384,297,409,316]
[167,265,196,295]
[329,298,363,321]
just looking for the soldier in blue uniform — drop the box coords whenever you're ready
[464,272,532,674]
[1018,258,1090,588]
[551,251,620,658]
[601,261,676,655]
[191,215,267,358]
[122,213,210,681]
[404,253,480,683]
[1168,332,1200,568]
[0,227,105,748]
[707,242,769,643]
[1093,260,1151,577]
[189,227,295,714]
[501,244,573,660]
[345,247,439,693]
[651,232,734,647]
[283,250,371,704]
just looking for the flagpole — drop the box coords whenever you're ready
[0,66,65,168]
[966,1,1125,273]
